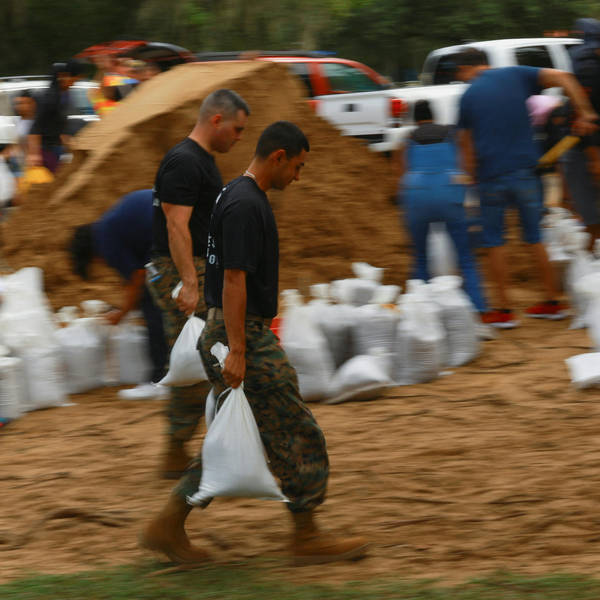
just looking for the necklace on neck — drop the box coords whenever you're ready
[244,169,256,181]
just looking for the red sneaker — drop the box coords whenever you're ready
[481,309,519,329]
[525,301,568,320]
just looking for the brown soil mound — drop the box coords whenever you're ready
[2,61,403,309]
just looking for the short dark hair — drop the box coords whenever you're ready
[198,88,250,121]
[255,121,309,159]
[414,99,433,122]
[68,224,94,280]
[453,47,488,67]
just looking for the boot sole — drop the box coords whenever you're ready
[292,542,369,566]
[161,471,185,480]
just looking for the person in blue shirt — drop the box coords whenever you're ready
[68,189,168,397]
[455,47,597,327]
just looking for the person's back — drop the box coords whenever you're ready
[92,189,154,279]
[458,66,541,180]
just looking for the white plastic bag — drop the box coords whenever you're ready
[159,316,206,386]
[395,294,445,385]
[326,350,393,404]
[281,304,335,401]
[111,322,152,384]
[55,318,106,394]
[187,385,288,505]
[565,353,600,388]
[205,387,216,429]
[429,276,479,367]
[427,222,457,277]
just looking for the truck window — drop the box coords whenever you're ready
[515,46,553,68]
[287,62,314,97]
[320,63,383,93]
[426,51,490,85]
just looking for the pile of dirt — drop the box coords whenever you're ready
[2,61,404,310]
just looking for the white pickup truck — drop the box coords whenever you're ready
[389,37,583,145]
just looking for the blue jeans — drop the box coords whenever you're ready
[404,181,487,312]
[477,168,543,247]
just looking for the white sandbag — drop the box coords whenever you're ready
[566,250,593,329]
[394,295,445,385]
[330,278,378,306]
[0,356,26,420]
[111,322,152,384]
[19,345,69,410]
[352,304,400,357]
[159,316,206,386]
[0,267,50,315]
[310,302,357,369]
[205,387,216,429]
[281,304,335,402]
[565,353,600,388]
[187,385,288,505]
[326,350,393,404]
[0,308,58,351]
[429,275,479,367]
[351,261,384,283]
[427,222,457,277]
[54,318,106,394]
[370,285,401,305]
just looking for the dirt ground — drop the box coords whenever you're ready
[2,301,600,586]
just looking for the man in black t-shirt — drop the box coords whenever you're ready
[141,121,368,566]
[147,89,250,478]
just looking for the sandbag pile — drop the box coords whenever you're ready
[279,262,481,404]
[0,267,154,421]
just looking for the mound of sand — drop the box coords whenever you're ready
[2,60,405,309]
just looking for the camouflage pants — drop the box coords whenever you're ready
[175,317,329,513]
[147,255,211,443]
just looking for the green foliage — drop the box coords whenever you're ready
[2,0,600,77]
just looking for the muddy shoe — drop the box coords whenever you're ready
[140,494,210,564]
[161,440,192,479]
[291,511,368,566]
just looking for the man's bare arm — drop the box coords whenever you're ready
[457,128,476,181]
[162,202,197,315]
[222,268,247,389]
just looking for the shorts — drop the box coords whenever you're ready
[477,168,543,247]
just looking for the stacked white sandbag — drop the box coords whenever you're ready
[352,303,400,360]
[110,318,153,385]
[0,344,25,421]
[560,229,594,329]
[565,352,600,389]
[55,317,107,394]
[330,278,378,306]
[427,222,458,277]
[0,268,68,411]
[394,289,446,385]
[280,290,335,402]
[575,272,600,351]
[326,348,394,404]
[429,275,479,367]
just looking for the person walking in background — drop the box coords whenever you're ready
[28,59,86,172]
[455,48,598,327]
[12,90,37,176]
[141,121,368,567]
[561,18,600,248]
[397,99,487,313]
[147,89,250,479]
[68,189,169,399]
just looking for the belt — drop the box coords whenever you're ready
[206,307,272,327]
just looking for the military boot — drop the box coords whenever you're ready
[291,510,368,565]
[161,439,192,479]
[139,493,210,564]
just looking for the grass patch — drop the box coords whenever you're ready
[3,563,600,600]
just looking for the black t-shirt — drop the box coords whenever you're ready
[410,123,452,145]
[29,85,69,148]
[152,137,223,257]
[204,176,279,319]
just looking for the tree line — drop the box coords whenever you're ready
[1,0,599,82]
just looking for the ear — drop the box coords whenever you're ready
[211,113,223,127]
[271,148,286,163]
